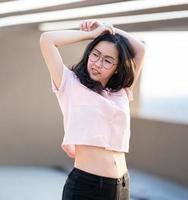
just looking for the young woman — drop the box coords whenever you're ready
[40,19,145,200]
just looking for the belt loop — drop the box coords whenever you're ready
[99,177,103,189]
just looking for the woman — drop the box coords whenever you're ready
[40,19,145,200]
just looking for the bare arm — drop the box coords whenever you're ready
[40,30,93,48]
[40,30,93,89]
[114,27,146,91]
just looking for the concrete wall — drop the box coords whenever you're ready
[128,117,188,187]
[0,25,187,187]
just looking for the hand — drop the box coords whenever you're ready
[80,19,115,38]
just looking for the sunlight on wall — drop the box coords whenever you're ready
[133,31,188,124]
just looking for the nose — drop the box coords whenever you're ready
[94,57,103,68]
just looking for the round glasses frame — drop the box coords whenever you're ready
[88,50,118,70]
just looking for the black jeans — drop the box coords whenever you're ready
[62,167,130,200]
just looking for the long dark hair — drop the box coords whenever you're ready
[70,32,136,95]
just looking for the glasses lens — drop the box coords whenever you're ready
[103,58,114,69]
[89,51,99,62]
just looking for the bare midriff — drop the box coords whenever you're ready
[74,145,128,178]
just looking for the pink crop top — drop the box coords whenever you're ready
[50,64,133,157]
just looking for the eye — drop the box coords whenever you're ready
[104,59,113,64]
[92,52,99,57]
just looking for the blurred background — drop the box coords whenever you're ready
[0,0,188,199]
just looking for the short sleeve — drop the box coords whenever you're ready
[124,88,134,102]
[50,64,73,95]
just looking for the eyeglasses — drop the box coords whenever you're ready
[88,49,118,70]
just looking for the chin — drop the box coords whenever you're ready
[90,74,98,80]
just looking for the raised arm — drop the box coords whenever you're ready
[113,27,146,91]
[39,30,93,90]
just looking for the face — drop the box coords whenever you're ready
[87,41,119,88]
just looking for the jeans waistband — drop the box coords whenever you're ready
[69,167,129,185]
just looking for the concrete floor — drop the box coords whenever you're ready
[0,166,187,200]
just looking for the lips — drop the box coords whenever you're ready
[91,68,100,74]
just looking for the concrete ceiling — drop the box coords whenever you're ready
[0,0,188,31]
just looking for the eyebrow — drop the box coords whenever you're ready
[93,48,116,60]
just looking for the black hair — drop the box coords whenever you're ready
[69,32,136,95]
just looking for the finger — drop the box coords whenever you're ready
[110,25,115,35]
[84,21,88,30]
[95,19,101,26]
[90,19,98,26]
[91,19,101,28]
[108,27,112,34]
[107,27,113,34]
[82,20,87,30]
[86,21,90,31]
[105,25,114,35]
[88,21,93,30]
[80,24,83,31]
[80,21,85,30]
[90,20,95,27]
[88,20,95,30]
